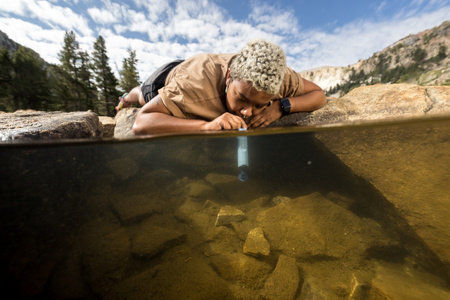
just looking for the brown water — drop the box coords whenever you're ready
[0,116,449,299]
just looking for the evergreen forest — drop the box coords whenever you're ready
[0,31,140,116]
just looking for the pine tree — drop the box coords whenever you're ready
[58,31,82,110]
[119,48,140,93]
[59,31,80,76]
[92,36,119,116]
[78,50,97,111]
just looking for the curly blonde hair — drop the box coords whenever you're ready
[230,39,286,95]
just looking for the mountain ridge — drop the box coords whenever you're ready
[301,21,450,96]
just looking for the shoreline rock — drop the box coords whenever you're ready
[0,110,103,141]
[1,84,448,140]
[271,84,450,127]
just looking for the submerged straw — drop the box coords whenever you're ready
[238,128,248,182]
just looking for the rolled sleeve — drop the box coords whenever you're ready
[158,83,187,119]
[276,67,305,99]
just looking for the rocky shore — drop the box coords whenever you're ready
[1,84,449,141]
[1,83,450,298]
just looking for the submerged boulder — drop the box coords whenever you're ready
[257,192,393,260]
[261,255,300,300]
[315,118,450,273]
[243,227,270,256]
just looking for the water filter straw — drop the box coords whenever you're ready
[238,128,249,182]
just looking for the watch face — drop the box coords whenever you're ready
[281,98,291,114]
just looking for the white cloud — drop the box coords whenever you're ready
[88,0,129,25]
[0,0,93,36]
[88,7,117,25]
[0,17,65,64]
[1,0,449,82]
[249,2,299,36]
[1,1,27,15]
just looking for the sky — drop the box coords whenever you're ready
[0,0,449,82]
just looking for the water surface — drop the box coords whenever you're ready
[1,116,449,299]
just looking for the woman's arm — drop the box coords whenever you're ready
[289,78,327,113]
[132,95,247,135]
[248,78,326,128]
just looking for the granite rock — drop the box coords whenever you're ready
[114,107,139,138]
[243,227,270,256]
[98,116,116,138]
[215,205,246,226]
[0,110,103,141]
[261,255,300,300]
[270,84,450,127]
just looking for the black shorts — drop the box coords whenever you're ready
[141,59,184,103]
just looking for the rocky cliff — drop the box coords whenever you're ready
[0,30,44,63]
[301,21,450,96]
[0,30,20,54]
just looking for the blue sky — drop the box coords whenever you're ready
[0,0,449,82]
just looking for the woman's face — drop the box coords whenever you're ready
[226,79,273,120]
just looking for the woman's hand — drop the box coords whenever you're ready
[248,101,283,128]
[204,112,247,130]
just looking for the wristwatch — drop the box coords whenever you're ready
[280,98,291,115]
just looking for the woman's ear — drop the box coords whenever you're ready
[226,68,231,79]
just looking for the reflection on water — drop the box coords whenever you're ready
[0,117,449,299]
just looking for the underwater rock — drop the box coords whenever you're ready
[202,199,221,210]
[300,275,345,300]
[271,195,292,206]
[111,195,162,225]
[326,192,355,211]
[316,122,450,273]
[175,198,221,238]
[261,255,300,300]
[215,205,246,226]
[104,255,231,299]
[205,225,243,256]
[185,179,219,200]
[130,225,186,260]
[257,192,392,260]
[209,252,273,289]
[370,262,450,299]
[349,274,370,299]
[47,246,88,299]
[176,198,203,219]
[106,157,139,180]
[81,228,130,297]
[0,110,103,141]
[243,227,270,256]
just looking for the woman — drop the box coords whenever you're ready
[118,39,326,135]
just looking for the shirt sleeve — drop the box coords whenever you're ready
[158,78,188,119]
[274,67,305,99]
